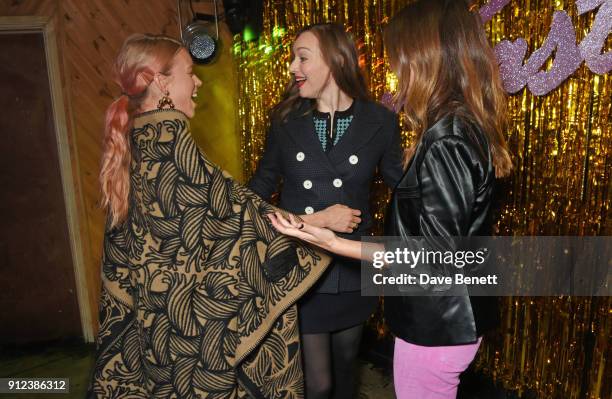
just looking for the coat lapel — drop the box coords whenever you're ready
[327,100,382,165]
[284,106,338,175]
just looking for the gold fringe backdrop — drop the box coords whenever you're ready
[233,1,611,398]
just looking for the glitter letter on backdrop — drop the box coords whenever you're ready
[479,0,511,22]
[491,0,612,95]
[578,0,612,74]
[233,1,610,397]
[495,11,583,95]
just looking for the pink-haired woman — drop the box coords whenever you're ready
[89,33,330,398]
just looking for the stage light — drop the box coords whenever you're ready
[223,0,263,40]
[242,25,256,42]
[178,0,220,65]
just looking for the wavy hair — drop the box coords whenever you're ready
[272,23,370,122]
[384,0,512,177]
[100,34,183,227]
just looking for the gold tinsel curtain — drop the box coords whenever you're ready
[233,1,611,398]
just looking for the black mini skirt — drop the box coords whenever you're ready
[297,290,378,334]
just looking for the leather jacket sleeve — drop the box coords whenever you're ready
[420,136,483,287]
[418,135,481,237]
[419,136,482,237]
[388,135,484,291]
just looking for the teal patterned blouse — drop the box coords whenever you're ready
[313,102,355,152]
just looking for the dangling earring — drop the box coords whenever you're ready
[157,90,175,110]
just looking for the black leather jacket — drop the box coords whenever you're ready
[384,114,499,346]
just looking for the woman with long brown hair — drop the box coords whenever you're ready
[90,33,332,398]
[268,1,512,397]
[249,23,404,399]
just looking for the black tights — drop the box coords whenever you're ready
[301,324,363,399]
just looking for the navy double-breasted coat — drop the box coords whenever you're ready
[249,99,404,293]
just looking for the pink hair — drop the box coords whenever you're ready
[100,34,183,227]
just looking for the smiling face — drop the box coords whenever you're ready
[164,49,203,117]
[289,31,332,99]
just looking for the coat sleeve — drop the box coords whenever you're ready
[89,224,141,397]
[247,123,283,201]
[97,224,135,344]
[169,115,331,375]
[378,113,405,189]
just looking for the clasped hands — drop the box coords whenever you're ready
[304,204,362,233]
[266,203,360,251]
[268,211,338,252]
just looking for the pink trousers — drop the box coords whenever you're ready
[393,337,482,399]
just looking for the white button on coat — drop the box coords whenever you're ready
[349,155,359,165]
[333,178,343,188]
[303,180,312,189]
[305,206,314,214]
[296,152,305,161]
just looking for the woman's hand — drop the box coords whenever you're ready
[268,212,338,251]
[303,204,361,233]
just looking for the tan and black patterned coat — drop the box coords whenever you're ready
[88,109,330,398]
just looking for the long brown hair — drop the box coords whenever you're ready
[272,23,370,122]
[100,34,183,227]
[384,0,512,177]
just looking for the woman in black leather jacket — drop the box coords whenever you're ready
[269,1,512,398]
